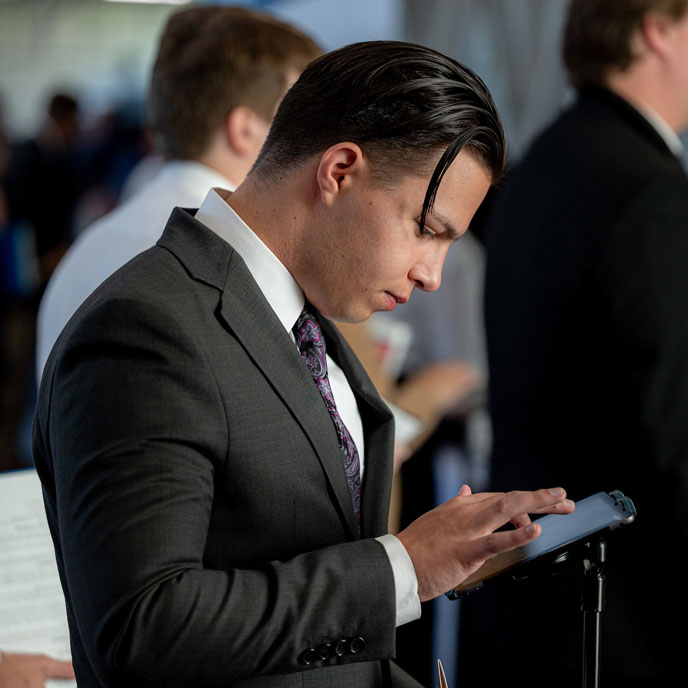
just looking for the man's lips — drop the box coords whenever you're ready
[385,292,409,308]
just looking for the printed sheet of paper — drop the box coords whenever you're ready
[0,468,76,687]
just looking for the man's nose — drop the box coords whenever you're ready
[409,250,445,292]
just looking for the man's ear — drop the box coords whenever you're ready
[316,142,367,206]
[225,106,270,156]
[640,11,677,61]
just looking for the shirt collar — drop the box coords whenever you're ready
[194,188,305,333]
[636,104,685,157]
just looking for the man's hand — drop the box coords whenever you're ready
[0,652,75,688]
[397,486,575,602]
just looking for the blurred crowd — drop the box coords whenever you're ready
[0,91,154,470]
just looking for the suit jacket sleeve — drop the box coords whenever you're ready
[34,293,398,687]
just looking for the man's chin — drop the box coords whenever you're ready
[323,304,374,324]
[328,312,372,325]
[310,294,383,323]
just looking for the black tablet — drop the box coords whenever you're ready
[446,490,636,599]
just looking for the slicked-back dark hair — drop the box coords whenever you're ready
[564,0,688,88]
[251,40,506,231]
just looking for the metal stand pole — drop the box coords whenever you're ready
[581,539,606,688]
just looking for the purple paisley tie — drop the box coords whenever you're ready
[294,306,361,525]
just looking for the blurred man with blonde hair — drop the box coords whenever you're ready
[37,5,320,376]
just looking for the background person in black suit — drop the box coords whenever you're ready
[460,0,688,685]
[33,40,575,688]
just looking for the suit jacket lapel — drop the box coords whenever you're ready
[158,209,394,540]
[222,257,367,539]
[158,210,360,539]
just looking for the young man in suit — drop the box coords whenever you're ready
[465,0,688,685]
[36,5,321,377]
[33,41,574,687]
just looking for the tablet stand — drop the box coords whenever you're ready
[581,538,606,688]
[447,490,635,685]
[512,537,607,688]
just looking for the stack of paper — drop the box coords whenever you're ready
[0,469,75,687]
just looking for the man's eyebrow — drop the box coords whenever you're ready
[429,210,461,240]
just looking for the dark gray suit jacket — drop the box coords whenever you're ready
[33,208,422,687]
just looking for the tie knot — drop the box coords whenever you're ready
[294,306,326,356]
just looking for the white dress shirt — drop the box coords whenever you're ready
[195,188,421,626]
[36,160,235,378]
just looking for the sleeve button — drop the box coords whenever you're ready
[349,636,366,654]
[334,639,348,656]
[318,643,332,660]
[301,648,317,665]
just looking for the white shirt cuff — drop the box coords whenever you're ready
[375,533,421,626]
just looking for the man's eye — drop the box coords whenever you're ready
[418,223,436,239]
